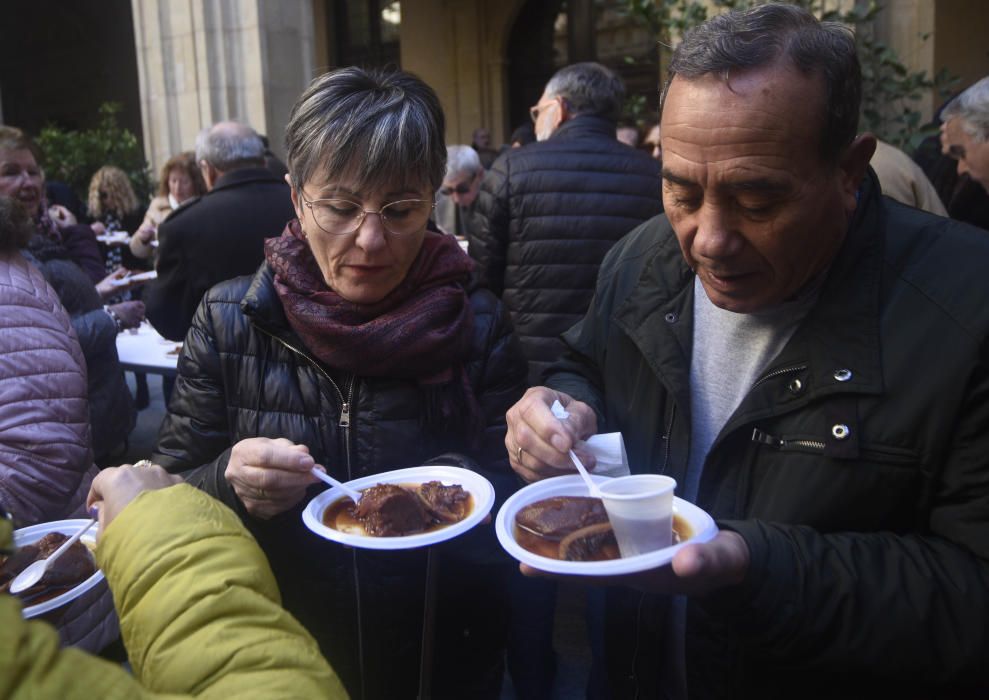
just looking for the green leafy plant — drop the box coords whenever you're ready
[35,102,153,206]
[618,0,958,150]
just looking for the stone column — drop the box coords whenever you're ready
[130,0,316,174]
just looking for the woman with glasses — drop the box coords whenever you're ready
[152,67,528,700]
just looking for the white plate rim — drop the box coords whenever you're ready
[96,232,130,243]
[495,474,718,576]
[12,519,104,618]
[302,465,495,550]
[110,270,158,286]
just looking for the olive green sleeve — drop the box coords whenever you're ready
[97,484,347,699]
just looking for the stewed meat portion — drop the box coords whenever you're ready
[347,481,474,537]
[515,496,608,540]
[559,522,619,561]
[416,481,471,523]
[0,532,96,603]
[354,484,431,536]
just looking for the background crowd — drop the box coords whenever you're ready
[2,3,989,699]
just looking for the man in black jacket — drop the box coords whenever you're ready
[505,5,989,699]
[144,121,294,341]
[470,62,663,385]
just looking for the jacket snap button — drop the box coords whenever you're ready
[787,378,803,394]
[831,423,850,440]
[833,368,853,382]
[664,312,678,323]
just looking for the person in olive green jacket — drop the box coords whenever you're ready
[0,464,346,699]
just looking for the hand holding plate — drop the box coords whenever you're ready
[520,530,749,596]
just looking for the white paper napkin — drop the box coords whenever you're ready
[550,400,630,477]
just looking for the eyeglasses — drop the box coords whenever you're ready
[439,182,473,196]
[299,193,435,236]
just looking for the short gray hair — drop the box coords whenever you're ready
[544,62,625,123]
[663,3,860,163]
[285,67,446,194]
[445,146,482,180]
[195,121,265,171]
[942,76,989,143]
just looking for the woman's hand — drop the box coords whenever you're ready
[505,387,598,482]
[135,222,156,244]
[108,301,145,330]
[48,204,77,229]
[96,268,130,298]
[87,463,184,535]
[521,531,751,596]
[90,221,106,236]
[225,438,321,519]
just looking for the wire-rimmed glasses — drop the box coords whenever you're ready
[299,192,434,236]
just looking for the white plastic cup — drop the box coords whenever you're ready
[598,474,677,558]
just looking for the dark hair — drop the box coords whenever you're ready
[0,196,35,253]
[510,122,536,147]
[285,67,447,194]
[544,62,626,123]
[663,3,861,162]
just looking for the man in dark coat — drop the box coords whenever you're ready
[470,62,663,385]
[144,121,294,341]
[505,5,989,699]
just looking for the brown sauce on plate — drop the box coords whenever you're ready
[322,482,474,537]
[514,511,692,561]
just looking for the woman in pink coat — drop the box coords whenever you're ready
[0,195,116,651]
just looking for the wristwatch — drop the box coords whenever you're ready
[103,305,124,333]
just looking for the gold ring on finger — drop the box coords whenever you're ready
[516,445,524,463]
[133,459,153,469]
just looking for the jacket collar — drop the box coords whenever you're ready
[549,114,620,142]
[241,260,298,343]
[613,170,886,413]
[211,166,284,193]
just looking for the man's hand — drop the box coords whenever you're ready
[108,301,145,329]
[506,387,599,482]
[87,463,184,534]
[225,438,321,519]
[521,530,750,596]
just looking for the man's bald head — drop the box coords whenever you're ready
[195,120,265,172]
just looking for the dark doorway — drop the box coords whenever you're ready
[504,0,660,139]
[0,0,142,142]
[331,0,402,69]
[505,0,567,138]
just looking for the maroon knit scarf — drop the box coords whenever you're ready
[265,220,483,436]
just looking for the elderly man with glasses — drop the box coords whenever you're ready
[434,145,485,242]
[471,61,663,387]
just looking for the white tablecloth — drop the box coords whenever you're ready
[115,322,180,376]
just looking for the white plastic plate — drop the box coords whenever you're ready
[495,474,718,576]
[12,519,104,619]
[96,232,130,245]
[302,466,495,550]
[109,269,157,286]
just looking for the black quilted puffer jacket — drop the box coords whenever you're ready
[152,260,527,700]
[470,114,664,384]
